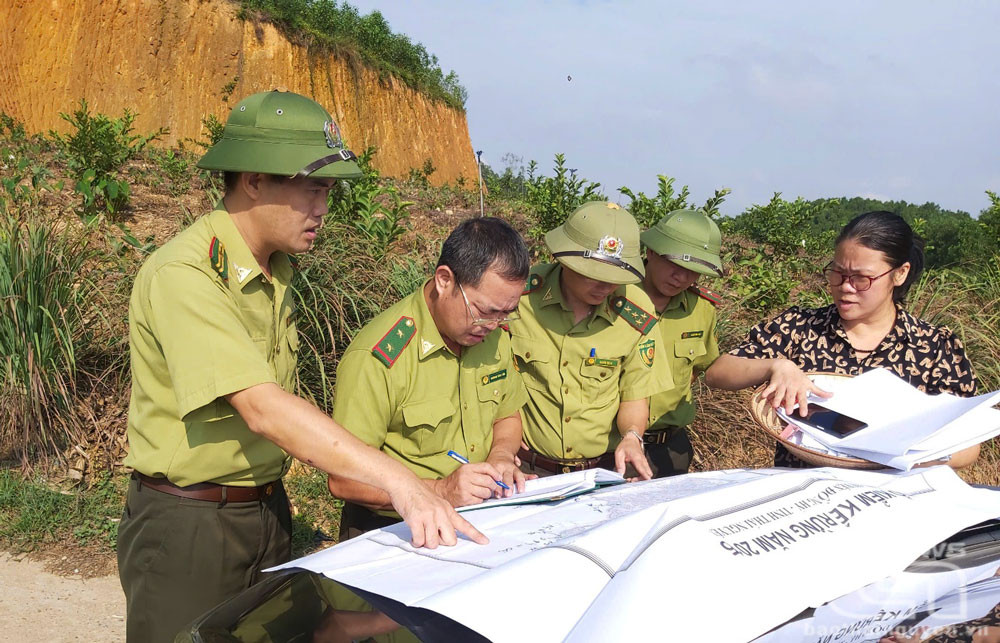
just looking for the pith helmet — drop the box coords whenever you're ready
[197,90,362,179]
[545,201,644,284]
[641,209,723,277]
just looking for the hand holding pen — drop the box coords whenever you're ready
[424,453,510,507]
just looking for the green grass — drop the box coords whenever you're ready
[0,215,98,469]
[0,469,126,552]
[284,465,343,557]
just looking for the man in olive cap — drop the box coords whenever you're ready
[117,90,484,643]
[640,209,723,477]
[509,201,674,480]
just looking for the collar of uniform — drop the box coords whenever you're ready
[539,264,568,311]
[412,279,450,360]
[206,205,265,290]
[207,204,295,289]
[660,288,692,315]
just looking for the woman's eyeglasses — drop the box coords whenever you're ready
[822,262,895,292]
[458,283,520,327]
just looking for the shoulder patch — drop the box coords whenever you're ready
[209,237,229,281]
[611,296,656,335]
[690,285,721,306]
[371,316,416,368]
[522,273,543,296]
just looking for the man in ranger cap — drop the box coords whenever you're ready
[639,209,723,477]
[117,90,484,643]
[509,201,674,480]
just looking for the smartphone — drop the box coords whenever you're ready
[797,404,869,438]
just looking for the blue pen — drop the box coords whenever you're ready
[590,347,596,358]
[447,450,511,490]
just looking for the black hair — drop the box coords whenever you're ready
[836,210,925,303]
[222,171,291,192]
[436,217,530,287]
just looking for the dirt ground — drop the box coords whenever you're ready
[0,553,125,642]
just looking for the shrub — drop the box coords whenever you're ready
[51,99,165,219]
[619,175,732,228]
[524,154,603,238]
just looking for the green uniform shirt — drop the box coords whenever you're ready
[124,205,297,487]
[509,263,674,460]
[647,287,720,430]
[333,283,528,481]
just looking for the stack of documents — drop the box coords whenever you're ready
[776,368,1000,469]
[456,468,624,512]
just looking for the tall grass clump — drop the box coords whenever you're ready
[0,216,96,470]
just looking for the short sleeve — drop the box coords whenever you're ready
[147,262,275,419]
[930,330,978,397]
[332,349,393,448]
[495,357,528,419]
[729,308,801,360]
[694,306,721,374]
[620,333,673,401]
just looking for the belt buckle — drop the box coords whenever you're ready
[264,484,273,497]
[561,465,571,474]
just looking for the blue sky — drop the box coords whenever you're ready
[347,1,999,217]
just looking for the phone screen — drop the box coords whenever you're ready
[800,404,868,438]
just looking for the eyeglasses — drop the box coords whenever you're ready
[822,262,895,292]
[458,283,520,327]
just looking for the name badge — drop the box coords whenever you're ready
[681,331,704,339]
[482,369,507,384]
[585,357,619,368]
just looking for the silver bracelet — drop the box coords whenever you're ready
[624,429,645,451]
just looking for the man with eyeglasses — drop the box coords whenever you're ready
[510,201,674,480]
[327,217,531,539]
[639,209,724,478]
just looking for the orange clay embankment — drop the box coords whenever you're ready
[0,0,477,184]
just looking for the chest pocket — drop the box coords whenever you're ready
[476,366,507,406]
[674,339,707,364]
[511,336,551,393]
[400,398,456,457]
[580,357,621,403]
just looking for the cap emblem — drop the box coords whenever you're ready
[324,120,343,149]
[597,236,623,259]
[606,202,621,210]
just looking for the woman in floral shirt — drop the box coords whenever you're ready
[706,211,980,469]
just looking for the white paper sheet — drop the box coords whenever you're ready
[456,468,624,512]
[269,466,999,643]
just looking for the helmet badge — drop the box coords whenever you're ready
[598,236,623,259]
[324,120,343,149]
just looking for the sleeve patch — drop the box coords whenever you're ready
[522,273,543,296]
[209,237,228,282]
[612,296,656,335]
[638,338,655,368]
[690,285,721,306]
[371,316,416,368]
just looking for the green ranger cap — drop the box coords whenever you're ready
[196,90,362,179]
[641,209,723,277]
[545,201,644,285]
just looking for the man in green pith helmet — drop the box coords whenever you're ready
[639,208,723,477]
[509,201,674,480]
[116,89,485,643]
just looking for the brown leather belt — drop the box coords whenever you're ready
[518,447,614,474]
[134,472,280,503]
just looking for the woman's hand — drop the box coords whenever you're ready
[762,359,832,417]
